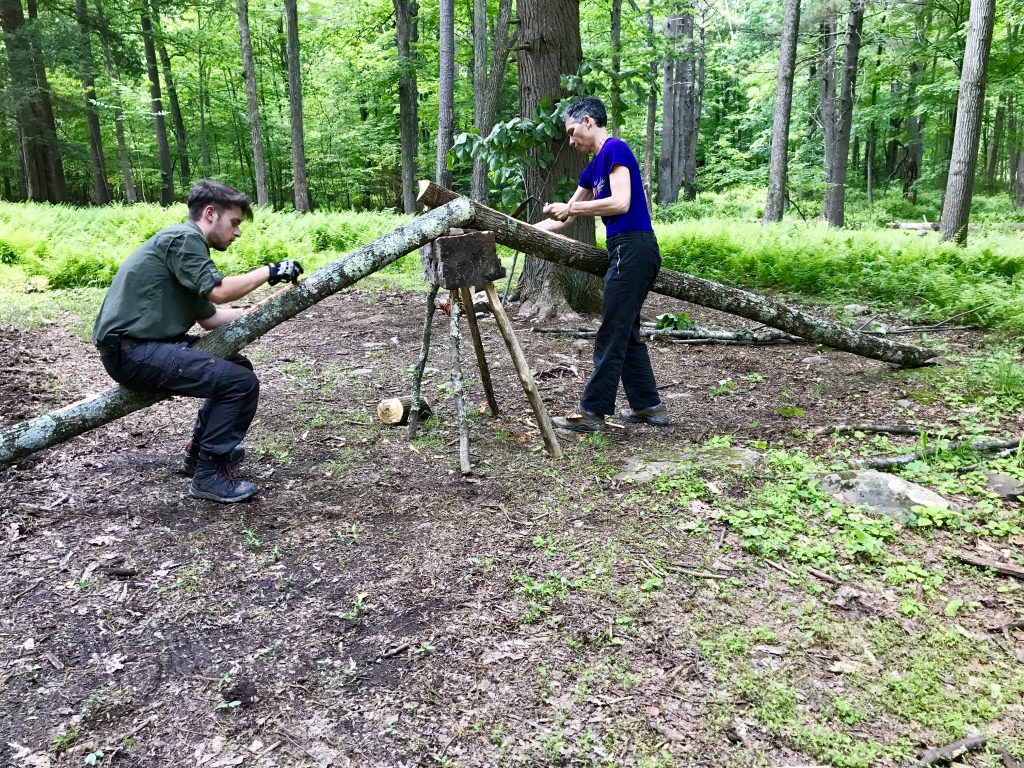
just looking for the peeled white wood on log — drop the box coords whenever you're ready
[0,199,476,465]
[377,396,433,426]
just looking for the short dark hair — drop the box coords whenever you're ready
[187,180,253,221]
[563,97,607,128]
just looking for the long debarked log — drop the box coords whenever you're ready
[418,182,938,367]
[0,199,477,465]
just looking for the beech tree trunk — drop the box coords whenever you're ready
[0,199,476,466]
[94,0,135,202]
[821,1,864,227]
[283,0,311,211]
[762,0,801,224]
[516,0,601,319]
[74,0,111,204]
[420,182,938,368]
[141,8,174,205]
[394,0,419,213]
[237,0,268,205]
[435,0,454,189]
[940,0,995,243]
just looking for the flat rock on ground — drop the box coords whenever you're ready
[819,469,953,523]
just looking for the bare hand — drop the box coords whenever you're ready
[544,202,572,222]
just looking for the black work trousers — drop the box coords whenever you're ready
[98,336,259,457]
[579,231,661,416]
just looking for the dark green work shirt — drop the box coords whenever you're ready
[92,222,224,345]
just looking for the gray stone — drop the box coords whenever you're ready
[800,356,827,365]
[983,471,1024,501]
[819,469,953,523]
[614,445,761,483]
[895,399,914,409]
[844,304,870,316]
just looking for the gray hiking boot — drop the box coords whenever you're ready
[552,410,607,433]
[618,403,670,426]
[180,440,245,477]
[189,455,257,503]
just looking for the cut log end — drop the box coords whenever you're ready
[378,396,433,426]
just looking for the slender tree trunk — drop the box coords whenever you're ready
[642,0,656,205]
[141,8,174,205]
[394,0,419,213]
[196,9,211,179]
[822,1,864,227]
[237,0,268,205]
[657,12,686,204]
[516,0,601,319]
[985,99,1004,191]
[471,0,487,199]
[610,0,621,137]
[469,0,514,203]
[682,11,705,201]
[74,0,111,204]
[94,0,135,201]
[762,0,800,223]
[940,0,996,243]
[282,0,311,211]
[152,0,189,190]
[435,0,454,188]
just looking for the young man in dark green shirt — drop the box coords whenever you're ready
[93,180,303,503]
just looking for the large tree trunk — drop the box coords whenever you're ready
[420,182,938,368]
[939,0,995,243]
[25,0,66,202]
[394,0,419,213]
[821,1,864,227]
[0,0,65,202]
[94,0,135,202]
[468,0,513,199]
[283,0,311,211]
[762,0,801,224]
[0,199,476,467]
[141,8,174,205]
[515,0,601,320]
[74,0,111,204]
[237,0,268,205]
[657,11,688,204]
[435,0,454,188]
[682,12,705,202]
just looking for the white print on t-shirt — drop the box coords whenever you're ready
[594,178,606,198]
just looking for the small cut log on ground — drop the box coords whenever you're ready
[417,182,938,369]
[377,396,434,426]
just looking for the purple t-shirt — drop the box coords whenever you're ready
[578,137,653,236]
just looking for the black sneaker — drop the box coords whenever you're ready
[180,440,245,477]
[189,456,258,503]
[618,403,670,426]
[552,410,607,433]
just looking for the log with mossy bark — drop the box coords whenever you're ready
[417,181,938,368]
[0,199,477,465]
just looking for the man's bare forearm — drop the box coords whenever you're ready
[206,266,271,304]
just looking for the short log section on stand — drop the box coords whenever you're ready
[378,396,433,426]
[404,224,563,474]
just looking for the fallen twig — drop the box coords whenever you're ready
[825,424,942,437]
[958,551,1024,581]
[853,436,1022,471]
[908,735,987,767]
[765,559,800,579]
[807,566,840,585]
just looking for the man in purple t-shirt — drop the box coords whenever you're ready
[536,97,669,433]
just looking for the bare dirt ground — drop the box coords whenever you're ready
[1,289,1021,768]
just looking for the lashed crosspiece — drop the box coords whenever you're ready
[0,199,477,465]
[417,181,939,368]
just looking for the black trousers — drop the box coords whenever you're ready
[98,336,259,456]
[579,231,661,416]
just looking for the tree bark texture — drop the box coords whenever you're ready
[940,0,995,243]
[985,99,1004,190]
[435,0,454,189]
[516,0,601,317]
[24,0,66,202]
[762,0,801,224]
[610,0,622,137]
[394,0,419,213]
[152,0,190,190]
[0,199,476,466]
[0,0,65,202]
[94,0,135,202]
[419,183,938,368]
[74,0,111,204]
[237,0,269,206]
[469,0,514,202]
[141,8,174,205]
[682,13,705,202]
[821,1,864,227]
[283,0,311,212]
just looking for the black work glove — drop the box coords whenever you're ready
[268,259,304,285]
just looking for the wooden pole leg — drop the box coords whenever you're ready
[483,282,563,459]
[449,290,472,475]
[458,286,500,416]
[408,283,440,440]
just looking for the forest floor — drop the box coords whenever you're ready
[1,287,1022,768]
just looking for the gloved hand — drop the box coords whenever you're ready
[268,259,304,285]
